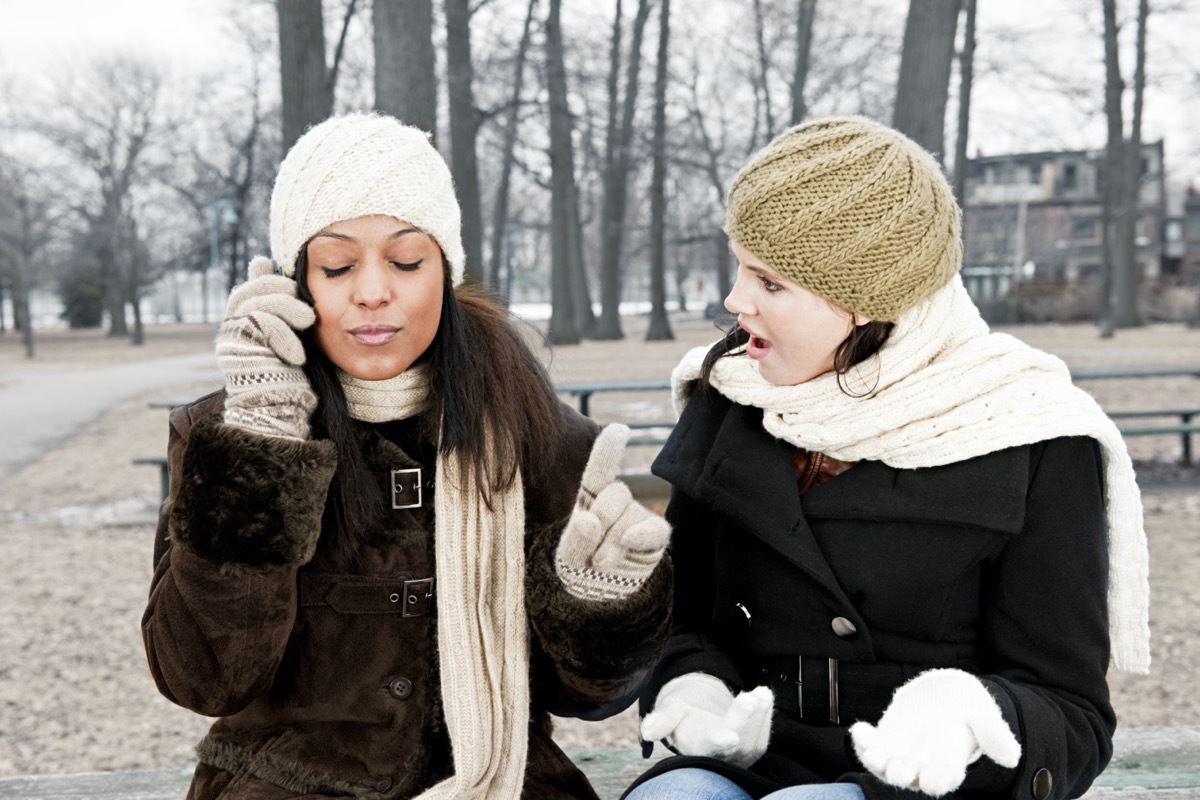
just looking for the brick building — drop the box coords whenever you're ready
[961,141,1167,322]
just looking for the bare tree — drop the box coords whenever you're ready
[545,0,580,344]
[445,0,484,284]
[646,0,674,341]
[595,0,653,340]
[791,0,819,125]
[951,0,976,205]
[30,58,170,338]
[892,0,960,161]
[487,0,539,296]
[279,0,359,151]
[0,157,57,358]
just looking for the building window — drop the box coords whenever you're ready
[1063,163,1078,191]
[1072,217,1097,241]
[1027,163,1041,184]
[1187,212,1200,239]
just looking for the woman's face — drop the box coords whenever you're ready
[305,215,444,381]
[724,240,869,387]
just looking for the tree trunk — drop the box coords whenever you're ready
[277,0,333,152]
[127,217,144,346]
[595,0,652,340]
[790,0,818,126]
[892,0,960,161]
[445,0,484,284]
[595,0,653,340]
[487,0,538,295]
[1100,0,1124,337]
[15,198,34,357]
[1112,0,1149,329]
[99,221,128,337]
[752,0,776,140]
[227,90,262,292]
[545,0,579,345]
[952,0,976,205]
[373,0,437,136]
[568,179,598,337]
[646,0,673,341]
[714,231,731,309]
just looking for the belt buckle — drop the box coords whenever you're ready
[402,577,435,618]
[796,656,840,724]
[391,468,422,509]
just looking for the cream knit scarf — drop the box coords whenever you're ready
[339,365,530,799]
[673,275,1150,674]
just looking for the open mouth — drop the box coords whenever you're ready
[746,334,772,358]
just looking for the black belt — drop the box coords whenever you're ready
[756,655,906,726]
[299,572,435,617]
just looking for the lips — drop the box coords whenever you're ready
[349,325,399,346]
[741,323,772,360]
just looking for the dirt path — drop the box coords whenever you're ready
[0,318,1197,776]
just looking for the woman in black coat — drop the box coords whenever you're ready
[623,117,1149,800]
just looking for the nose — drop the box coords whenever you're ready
[352,259,392,309]
[724,267,754,316]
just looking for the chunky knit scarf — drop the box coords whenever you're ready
[673,275,1150,674]
[340,365,530,799]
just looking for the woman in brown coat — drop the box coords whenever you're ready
[142,112,672,800]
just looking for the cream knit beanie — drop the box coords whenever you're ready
[269,112,466,286]
[725,116,961,322]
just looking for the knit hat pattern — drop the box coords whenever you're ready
[270,112,466,286]
[725,116,961,322]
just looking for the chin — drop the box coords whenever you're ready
[338,358,414,382]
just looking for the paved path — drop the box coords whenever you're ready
[0,352,219,481]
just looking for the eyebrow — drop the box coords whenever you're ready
[744,263,786,283]
[311,227,421,243]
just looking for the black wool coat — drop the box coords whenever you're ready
[627,386,1115,800]
[142,391,671,800]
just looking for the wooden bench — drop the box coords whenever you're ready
[3,727,1199,799]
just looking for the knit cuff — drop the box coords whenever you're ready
[555,558,648,602]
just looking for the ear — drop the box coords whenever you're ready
[852,312,873,327]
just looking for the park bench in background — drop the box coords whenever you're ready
[3,727,1200,798]
[135,366,1200,502]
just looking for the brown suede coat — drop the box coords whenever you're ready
[142,391,671,800]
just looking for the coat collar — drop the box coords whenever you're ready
[654,391,848,600]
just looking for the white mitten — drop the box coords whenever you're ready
[640,672,774,769]
[850,669,1021,797]
[555,424,671,601]
[218,256,318,440]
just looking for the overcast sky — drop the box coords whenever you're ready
[1,0,1198,204]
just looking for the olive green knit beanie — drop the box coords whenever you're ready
[724,116,962,322]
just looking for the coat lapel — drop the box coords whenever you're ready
[656,396,849,601]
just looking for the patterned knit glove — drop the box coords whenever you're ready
[640,672,774,768]
[555,423,670,601]
[218,256,318,440]
[850,669,1022,797]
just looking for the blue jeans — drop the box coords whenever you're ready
[626,767,866,800]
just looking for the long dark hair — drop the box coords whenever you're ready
[296,250,560,562]
[699,315,894,396]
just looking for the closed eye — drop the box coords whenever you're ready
[392,260,423,272]
[319,265,352,278]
